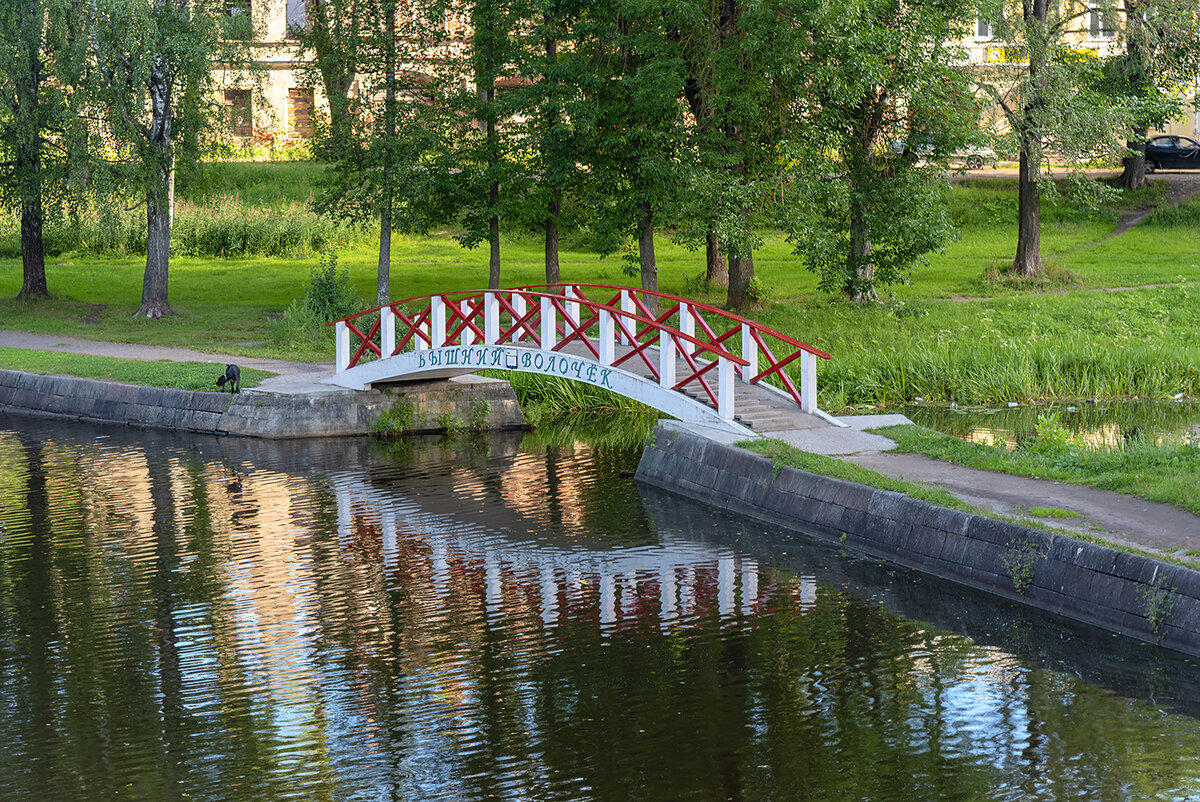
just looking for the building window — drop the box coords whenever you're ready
[225,89,252,137]
[1089,4,1115,37]
[224,0,252,39]
[976,18,993,37]
[289,88,314,138]
[286,0,309,38]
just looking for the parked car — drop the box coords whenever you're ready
[889,136,994,169]
[1144,135,1200,172]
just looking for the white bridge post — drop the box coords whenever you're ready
[718,357,735,420]
[741,323,758,383]
[800,351,818,413]
[485,292,500,345]
[599,309,615,365]
[430,296,446,349]
[564,285,580,331]
[659,329,676,389]
[512,294,527,345]
[380,306,395,358]
[540,296,555,350]
[620,290,635,344]
[335,321,350,372]
[460,300,475,345]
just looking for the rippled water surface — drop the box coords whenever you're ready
[3,417,1200,801]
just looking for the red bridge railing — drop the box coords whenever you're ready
[330,284,830,418]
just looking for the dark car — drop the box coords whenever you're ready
[1144,135,1200,172]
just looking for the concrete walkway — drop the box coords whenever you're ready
[0,329,341,395]
[687,411,1200,559]
[4,329,1199,558]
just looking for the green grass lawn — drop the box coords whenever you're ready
[2,166,1198,409]
[0,347,275,391]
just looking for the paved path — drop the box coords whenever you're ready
[4,329,1199,558]
[0,329,341,395]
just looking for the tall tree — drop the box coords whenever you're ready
[975,0,1129,277]
[572,0,688,299]
[782,0,977,300]
[86,0,249,317]
[301,0,451,305]
[673,0,778,310]
[1108,0,1200,189]
[513,0,583,285]
[0,0,82,300]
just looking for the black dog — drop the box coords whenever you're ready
[216,364,241,394]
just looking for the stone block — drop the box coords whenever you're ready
[1075,543,1120,575]
[906,524,947,561]
[863,516,911,552]
[1034,557,1068,592]
[867,489,908,521]
[920,505,972,536]
[833,482,874,512]
[1060,565,1095,598]
[840,508,869,537]
[810,502,845,532]
[774,467,824,499]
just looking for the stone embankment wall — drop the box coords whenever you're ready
[0,370,524,438]
[637,422,1200,658]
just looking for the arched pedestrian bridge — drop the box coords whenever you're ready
[329,284,841,437]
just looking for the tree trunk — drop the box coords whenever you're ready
[545,190,561,285]
[19,200,47,299]
[139,192,174,318]
[847,195,877,301]
[377,202,391,305]
[16,17,47,300]
[137,60,174,318]
[705,228,727,287]
[727,252,754,310]
[636,202,657,295]
[1013,144,1043,277]
[1119,129,1147,191]
[488,189,501,290]
[378,0,395,306]
[543,21,561,286]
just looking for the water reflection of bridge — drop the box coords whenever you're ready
[330,473,818,631]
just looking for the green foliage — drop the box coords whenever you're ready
[1001,538,1040,595]
[468,398,491,431]
[373,396,415,436]
[1025,506,1082,520]
[776,0,977,299]
[1139,573,1178,643]
[436,412,464,436]
[1029,413,1074,456]
[300,249,362,324]
[269,249,363,355]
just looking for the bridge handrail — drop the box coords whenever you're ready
[514,283,832,360]
[328,289,750,367]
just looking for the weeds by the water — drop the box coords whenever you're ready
[876,423,1200,516]
[522,409,659,451]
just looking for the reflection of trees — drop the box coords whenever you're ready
[6,422,1200,800]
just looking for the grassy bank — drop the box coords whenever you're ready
[2,164,1198,409]
[876,422,1200,518]
[0,347,274,392]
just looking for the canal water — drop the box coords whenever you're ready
[3,416,1200,801]
[904,400,1200,450]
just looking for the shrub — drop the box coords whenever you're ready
[269,248,363,357]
